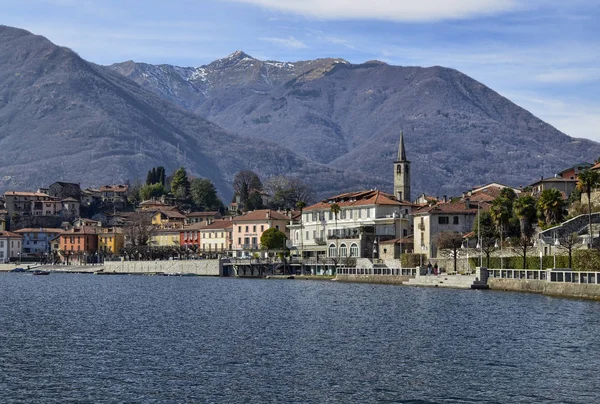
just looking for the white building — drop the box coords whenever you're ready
[289,189,413,263]
[0,231,23,263]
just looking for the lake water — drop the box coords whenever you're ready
[1,274,599,403]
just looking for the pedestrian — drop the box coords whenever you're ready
[427,262,432,275]
[434,263,439,276]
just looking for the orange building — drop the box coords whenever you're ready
[59,226,99,263]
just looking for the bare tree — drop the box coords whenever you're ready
[436,231,463,273]
[123,211,155,247]
[557,232,580,269]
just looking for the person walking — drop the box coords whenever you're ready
[427,262,432,276]
[434,262,439,276]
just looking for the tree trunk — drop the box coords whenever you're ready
[588,190,593,248]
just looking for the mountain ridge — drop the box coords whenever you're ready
[0,25,377,201]
[110,51,599,197]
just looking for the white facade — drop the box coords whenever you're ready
[0,232,22,263]
[289,191,413,261]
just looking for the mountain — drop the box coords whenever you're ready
[110,51,600,198]
[0,26,377,200]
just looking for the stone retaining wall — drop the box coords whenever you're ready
[488,278,600,300]
[488,279,546,293]
[335,274,413,285]
[103,260,221,276]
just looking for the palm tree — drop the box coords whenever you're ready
[296,200,306,275]
[513,195,537,268]
[577,169,600,247]
[490,196,512,268]
[330,203,341,274]
[537,188,565,227]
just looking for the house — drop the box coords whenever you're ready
[14,228,64,257]
[413,199,490,259]
[150,228,181,247]
[199,220,233,254]
[139,199,174,211]
[73,218,102,228]
[231,209,291,257]
[290,189,414,262]
[99,184,129,205]
[179,223,205,249]
[379,237,414,260]
[48,182,81,201]
[528,176,576,199]
[81,188,102,206]
[0,231,23,263]
[186,211,221,225]
[557,163,593,180]
[98,228,124,256]
[4,191,55,217]
[58,226,99,263]
[151,210,186,229]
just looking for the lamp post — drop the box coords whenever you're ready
[477,201,482,267]
[554,232,560,269]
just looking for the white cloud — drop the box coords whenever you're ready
[506,92,600,142]
[535,68,600,84]
[259,36,308,49]
[229,0,520,22]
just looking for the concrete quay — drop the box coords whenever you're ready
[404,274,488,289]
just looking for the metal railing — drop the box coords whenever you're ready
[488,269,600,284]
[336,267,417,276]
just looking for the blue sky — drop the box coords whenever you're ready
[4,0,600,142]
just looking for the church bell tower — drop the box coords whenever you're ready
[393,131,411,202]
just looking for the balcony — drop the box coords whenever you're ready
[315,237,326,245]
[241,244,260,250]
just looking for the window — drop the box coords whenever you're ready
[238,237,241,245]
[328,244,337,257]
[253,225,256,232]
[397,165,401,174]
[339,243,347,257]
[306,231,309,240]
[439,217,449,225]
[340,210,346,219]
[350,243,359,257]
[276,225,280,230]
[453,216,459,224]
[358,210,362,219]
[312,212,317,221]
[245,226,249,232]
[312,230,316,240]
[328,212,333,220]
[0,241,3,248]
[238,226,241,232]
[260,225,264,232]
[366,209,371,218]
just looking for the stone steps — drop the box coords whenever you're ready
[404,274,488,289]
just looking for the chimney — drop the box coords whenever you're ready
[443,195,447,203]
[266,211,270,219]
[464,195,471,209]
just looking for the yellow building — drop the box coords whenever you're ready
[0,210,6,231]
[150,229,180,247]
[151,210,186,229]
[98,231,124,256]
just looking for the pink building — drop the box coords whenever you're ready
[231,210,290,257]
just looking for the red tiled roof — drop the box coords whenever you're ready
[305,190,406,212]
[61,226,98,235]
[233,209,290,221]
[199,220,234,231]
[14,228,64,234]
[4,191,50,197]
[187,211,219,218]
[99,184,129,193]
[0,231,23,238]
[158,210,186,219]
[415,200,490,215]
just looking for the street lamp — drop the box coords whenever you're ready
[554,232,560,269]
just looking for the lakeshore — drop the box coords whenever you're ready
[4,260,600,301]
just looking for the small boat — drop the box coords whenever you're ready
[32,270,50,275]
